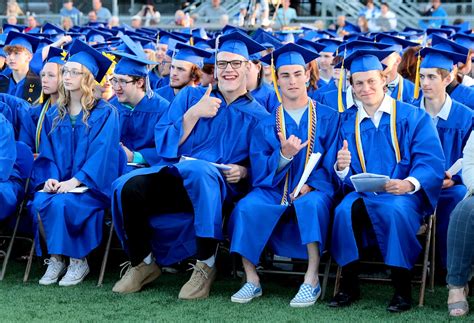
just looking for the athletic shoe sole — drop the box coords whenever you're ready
[58,267,90,287]
[231,291,262,304]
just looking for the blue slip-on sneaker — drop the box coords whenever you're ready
[231,282,263,303]
[290,282,321,308]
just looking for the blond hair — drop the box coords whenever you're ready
[56,65,97,127]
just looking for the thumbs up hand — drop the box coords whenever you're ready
[278,132,308,159]
[336,140,351,171]
[190,84,222,119]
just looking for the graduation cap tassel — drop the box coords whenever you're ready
[270,54,282,103]
[145,75,153,98]
[413,52,421,100]
[337,65,344,113]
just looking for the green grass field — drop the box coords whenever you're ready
[0,256,459,322]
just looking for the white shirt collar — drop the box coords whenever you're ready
[420,94,452,121]
[358,94,393,127]
[387,74,400,88]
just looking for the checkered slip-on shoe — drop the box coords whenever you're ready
[231,282,263,303]
[290,283,321,308]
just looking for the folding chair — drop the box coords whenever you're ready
[333,212,436,307]
[0,141,35,282]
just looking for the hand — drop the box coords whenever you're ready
[190,84,222,119]
[222,164,247,184]
[384,179,415,195]
[442,171,455,189]
[290,184,313,201]
[336,140,351,171]
[44,179,60,193]
[56,178,81,194]
[278,132,308,159]
[121,143,134,163]
[58,35,72,46]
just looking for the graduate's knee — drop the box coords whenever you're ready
[121,174,150,201]
[178,160,220,181]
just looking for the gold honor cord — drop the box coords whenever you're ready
[35,98,51,155]
[355,98,400,173]
[397,75,403,101]
[413,52,421,100]
[276,99,317,205]
[337,66,345,113]
[270,54,282,103]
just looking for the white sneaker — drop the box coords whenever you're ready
[39,257,67,285]
[58,258,90,287]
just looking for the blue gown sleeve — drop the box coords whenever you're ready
[0,116,16,182]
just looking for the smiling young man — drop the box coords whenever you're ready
[0,32,41,103]
[414,46,473,274]
[328,49,445,312]
[111,32,268,299]
[228,43,339,307]
[156,43,210,103]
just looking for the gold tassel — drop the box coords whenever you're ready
[413,52,421,99]
[337,62,345,113]
[189,36,194,46]
[38,90,44,104]
[271,54,282,103]
[100,52,117,86]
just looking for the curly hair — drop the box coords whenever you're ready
[307,60,320,91]
[56,65,97,128]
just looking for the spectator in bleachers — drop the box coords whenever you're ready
[276,0,297,27]
[131,15,142,29]
[7,16,18,25]
[446,130,474,317]
[357,16,369,33]
[199,0,227,23]
[374,2,397,32]
[419,0,448,29]
[136,4,160,27]
[5,0,23,18]
[92,0,112,23]
[25,14,40,33]
[59,0,82,26]
[358,0,379,31]
[88,10,97,23]
[61,16,73,31]
[108,16,120,28]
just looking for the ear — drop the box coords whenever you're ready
[304,68,311,83]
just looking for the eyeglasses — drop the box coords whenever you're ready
[61,68,84,77]
[216,60,248,70]
[110,77,136,87]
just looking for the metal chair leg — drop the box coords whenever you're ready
[23,240,35,283]
[321,256,331,300]
[97,222,114,287]
[418,214,433,307]
[429,214,436,292]
[0,213,21,281]
[334,266,342,297]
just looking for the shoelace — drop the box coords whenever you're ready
[43,259,63,277]
[119,261,132,278]
[186,263,208,286]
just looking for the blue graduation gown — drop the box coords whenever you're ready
[319,89,348,111]
[28,100,120,258]
[309,81,336,103]
[111,86,269,265]
[155,85,176,103]
[251,82,280,113]
[111,94,170,168]
[0,114,23,221]
[0,94,35,149]
[150,74,170,90]
[229,101,339,265]
[389,77,419,104]
[416,97,473,268]
[331,98,445,269]
[449,84,474,110]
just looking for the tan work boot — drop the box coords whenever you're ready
[112,261,161,294]
[178,262,217,300]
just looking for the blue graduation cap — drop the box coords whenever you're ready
[86,29,113,43]
[194,39,213,51]
[274,31,299,43]
[4,31,40,53]
[295,38,324,53]
[129,35,155,51]
[67,39,113,83]
[427,28,454,39]
[451,33,474,50]
[302,29,337,41]
[86,22,106,28]
[403,27,423,34]
[335,49,392,74]
[251,29,283,50]
[2,24,25,34]
[261,42,319,69]
[419,47,467,72]
[342,21,361,34]
[217,31,266,60]
[222,25,247,36]
[45,46,68,65]
[41,23,65,36]
[398,31,424,41]
[173,42,212,68]
[111,35,146,57]
[315,38,342,54]
[192,28,209,40]
[113,52,156,77]
[431,34,470,56]
[337,40,392,56]
[157,30,187,45]
[374,33,419,53]
[343,34,373,42]
[0,45,5,58]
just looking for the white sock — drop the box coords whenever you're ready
[143,253,153,265]
[197,255,215,268]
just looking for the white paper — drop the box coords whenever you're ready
[447,158,463,176]
[292,152,322,199]
[179,156,232,171]
[127,162,146,168]
[350,173,390,193]
[39,186,89,193]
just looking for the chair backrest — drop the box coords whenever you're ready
[15,141,34,180]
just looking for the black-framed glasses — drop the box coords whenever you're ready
[216,60,248,70]
[61,67,84,77]
[110,77,136,87]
